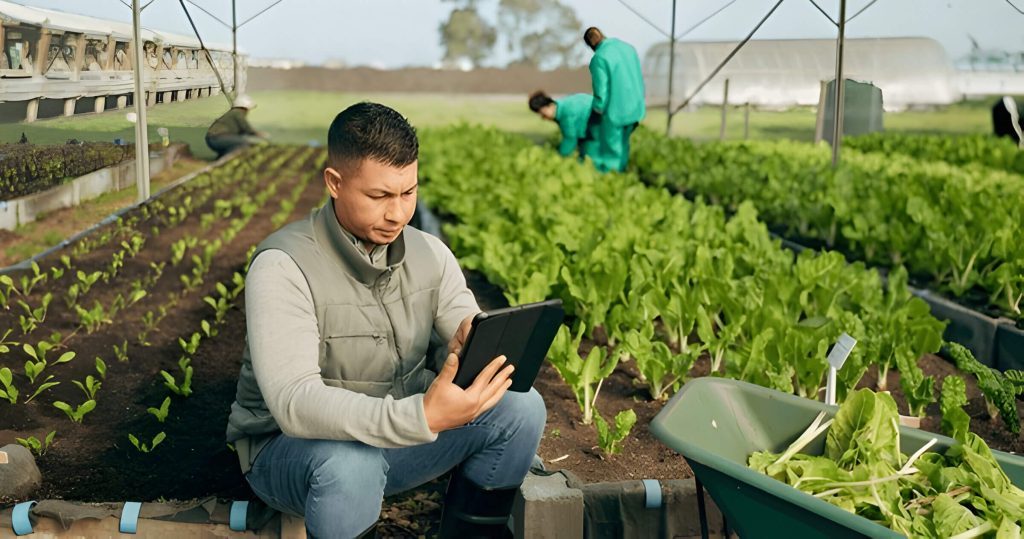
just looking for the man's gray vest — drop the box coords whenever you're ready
[226,203,444,450]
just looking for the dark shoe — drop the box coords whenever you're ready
[438,469,517,539]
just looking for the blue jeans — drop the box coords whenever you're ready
[245,388,546,538]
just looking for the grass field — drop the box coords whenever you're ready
[0,90,999,160]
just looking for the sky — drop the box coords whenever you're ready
[15,0,1024,68]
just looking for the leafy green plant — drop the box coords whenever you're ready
[75,301,113,333]
[121,235,145,257]
[95,357,107,379]
[200,319,218,338]
[939,375,970,441]
[18,262,47,296]
[25,375,59,402]
[16,431,55,457]
[23,341,74,384]
[75,269,103,296]
[0,328,17,353]
[170,237,197,266]
[53,399,96,423]
[72,375,102,400]
[112,340,129,362]
[179,332,201,356]
[946,342,1022,434]
[547,324,618,425]
[17,292,52,334]
[161,362,193,397]
[0,274,14,309]
[0,367,18,404]
[128,432,166,453]
[594,409,637,455]
[147,396,171,423]
[623,325,698,401]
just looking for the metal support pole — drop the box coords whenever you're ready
[719,79,729,141]
[744,102,750,139]
[232,0,238,96]
[131,0,151,203]
[666,0,677,136]
[831,0,847,167]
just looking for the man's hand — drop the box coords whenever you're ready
[448,315,475,357]
[423,353,513,433]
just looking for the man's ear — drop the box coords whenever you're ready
[324,167,343,199]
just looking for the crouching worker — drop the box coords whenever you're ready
[205,94,268,158]
[225,102,546,538]
[528,90,600,164]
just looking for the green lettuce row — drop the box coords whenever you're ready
[417,126,947,414]
[845,133,1024,177]
[630,130,1024,320]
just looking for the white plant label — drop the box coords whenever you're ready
[827,333,857,370]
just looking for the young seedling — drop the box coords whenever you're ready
[18,262,47,296]
[147,396,171,423]
[121,235,145,257]
[72,375,102,400]
[53,399,96,423]
[49,266,64,280]
[161,365,193,397]
[112,340,129,362]
[0,367,18,404]
[17,293,52,334]
[128,432,166,453]
[16,431,55,457]
[179,332,201,356]
[0,275,13,309]
[23,341,74,384]
[75,302,113,334]
[105,251,126,282]
[0,328,17,352]
[594,409,637,456]
[204,286,232,324]
[201,320,218,338]
[75,270,103,296]
[95,357,107,380]
[25,375,59,403]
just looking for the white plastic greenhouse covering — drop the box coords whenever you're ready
[644,37,959,111]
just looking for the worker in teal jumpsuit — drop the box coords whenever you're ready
[529,91,600,163]
[584,27,646,173]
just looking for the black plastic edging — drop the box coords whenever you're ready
[771,233,1024,372]
[0,151,236,276]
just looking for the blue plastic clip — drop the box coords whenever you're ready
[642,479,663,509]
[120,501,142,534]
[229,500,249,531]
[11,501,36,536]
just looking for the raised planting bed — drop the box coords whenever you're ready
[0,141,142,202]
[0,143,190,232]
[630,129,1024,326]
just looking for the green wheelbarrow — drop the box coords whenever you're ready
[650,377,1024,539]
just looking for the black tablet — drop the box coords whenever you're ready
[453,299,565,392]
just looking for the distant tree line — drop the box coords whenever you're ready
[439,0,585,69]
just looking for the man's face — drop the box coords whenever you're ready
[324,158,418,250]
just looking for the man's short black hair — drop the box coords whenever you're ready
[584,27,604,50]
[528,91,554,113]
[327,102,418,173]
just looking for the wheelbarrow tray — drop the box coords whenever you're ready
[650,377,1024,539]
